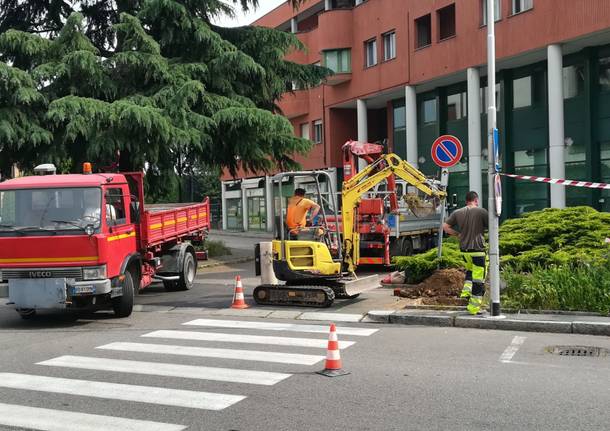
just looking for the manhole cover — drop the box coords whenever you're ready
[546,345,609,357]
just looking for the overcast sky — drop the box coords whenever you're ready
[212,0,286,27]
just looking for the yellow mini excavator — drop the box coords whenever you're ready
[253,150,446,307]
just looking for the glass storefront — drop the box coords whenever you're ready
[247,188,266,231]
[225,198,242,230]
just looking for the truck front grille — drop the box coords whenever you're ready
[1,268,83,281]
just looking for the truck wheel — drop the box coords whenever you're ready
[175,251,196,291]
[112,271,134,318]
[400,237,413,256]
[17,308,36,320]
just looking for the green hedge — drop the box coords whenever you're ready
[392,207,610,313]
[499,206,610,271]
[502,262,610,315]
[392,240,463,284]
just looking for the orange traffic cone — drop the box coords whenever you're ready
[317,323,350,377]
[231,275,249,309]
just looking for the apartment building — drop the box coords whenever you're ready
[220,0,610,232]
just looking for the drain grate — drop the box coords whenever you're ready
[546,345,609,357]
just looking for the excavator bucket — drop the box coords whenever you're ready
[332,274,380,299]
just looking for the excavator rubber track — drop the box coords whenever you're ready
[253,284,335,308]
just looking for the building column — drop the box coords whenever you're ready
[241,184,248,231]
[290,17,298,34]
[357,99,368,171]
[467,67,483,198]
[548,44,566,208]
[324,0,331,11]
[265,176,274,233]
[221,181,227,230]
[405,85,418,168]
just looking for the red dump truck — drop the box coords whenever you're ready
[0,164,210,319]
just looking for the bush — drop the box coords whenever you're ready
[392,240,463,284]
[204,240,232,258]
[499,206,610,271]
[502,262,610,315]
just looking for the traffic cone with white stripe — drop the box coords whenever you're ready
[231,275,249,309]
[317,323,350,377]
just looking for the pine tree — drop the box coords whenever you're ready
[0,0,329,190]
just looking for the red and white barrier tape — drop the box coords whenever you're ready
[501,173,610,190]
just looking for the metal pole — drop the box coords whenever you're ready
[437,169,449,261]
[487,0,501,316]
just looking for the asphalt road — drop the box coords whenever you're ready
[0,303,610,431]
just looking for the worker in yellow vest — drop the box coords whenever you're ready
[443,191,489,315]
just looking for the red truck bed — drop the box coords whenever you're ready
[141,198,210,249]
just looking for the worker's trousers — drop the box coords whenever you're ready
[460,250,487,315]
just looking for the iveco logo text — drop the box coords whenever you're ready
[29,271,53,278]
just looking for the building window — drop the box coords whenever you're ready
[563,64,585,99]
[480,83,501,113]
[365,38,377,68]
[600,142,610,211]
[513,76,532,109]
[313,120,323,144]
[599,57,610,92]
[513,148,548,214]
[383,31,396,61]
[421,99,437,124]
[105,188,127,226]
[447,91,467,121]
[323,49,351,73]
[392,101,407,160]
[481,0,501,25]
[300,122,310,140]
[437,4,456,41]
[512,0,533,14]
[415,14,431,48]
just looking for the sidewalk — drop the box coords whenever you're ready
[362,309,610,336]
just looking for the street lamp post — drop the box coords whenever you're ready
[487,0,502,316]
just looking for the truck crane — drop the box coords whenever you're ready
[252,145,446,307]
[332,140,445,266]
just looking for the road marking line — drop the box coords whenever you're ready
[97,342,325,365]
[499,336,527,363]
[142,330,355,349]
[37,355,291,386]
[0,373,244,411]
[182,318,378,336]
[0,402,186,431]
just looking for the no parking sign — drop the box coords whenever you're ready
[431,135,463,168]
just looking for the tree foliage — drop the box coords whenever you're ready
[0,0,329,185]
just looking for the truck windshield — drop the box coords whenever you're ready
[0,187,102,235]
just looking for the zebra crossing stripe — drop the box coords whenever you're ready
[37,355,291,386]
[142,330,356,349]
[97,342,324,365]
[0,373,245,411]
[0,402,186,431]
[182,318,379,336]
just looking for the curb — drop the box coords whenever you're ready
[131,305,610,337]
[197,256,254,269]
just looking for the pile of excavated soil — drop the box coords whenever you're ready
[394,268,468,306]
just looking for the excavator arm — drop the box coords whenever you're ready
[341,153,447,273]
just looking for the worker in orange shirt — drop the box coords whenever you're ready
[286,188,320,240]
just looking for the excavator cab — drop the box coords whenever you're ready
[254,171,378,307]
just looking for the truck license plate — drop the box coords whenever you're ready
[71,285,95,295]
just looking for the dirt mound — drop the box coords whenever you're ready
[395,268,467,306]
